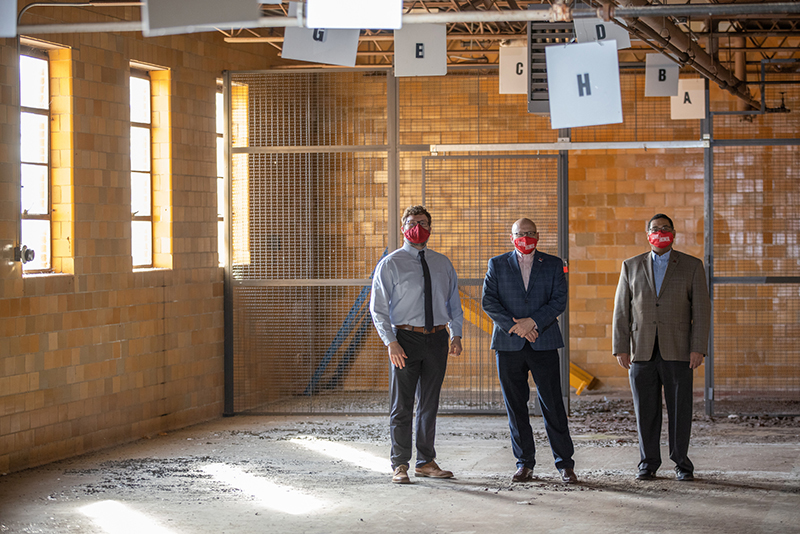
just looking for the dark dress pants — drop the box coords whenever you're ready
[389,328,449,469]
[630,340,694,473]
[497,344,575,471]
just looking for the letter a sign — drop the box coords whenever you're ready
[545,41,622,129]
[670,78,706,120]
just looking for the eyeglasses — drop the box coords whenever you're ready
[513,231,537,238]
[404,220,430,229]
[648,226,674,233]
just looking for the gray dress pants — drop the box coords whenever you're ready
[630,338,695,473]
[389,328,449,469]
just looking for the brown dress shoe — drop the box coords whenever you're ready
[415,461,453,478]
[559,467,578,484]
[512,466,534,483]
[392,465,411,484]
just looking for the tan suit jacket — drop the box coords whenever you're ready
[613,249,711,362]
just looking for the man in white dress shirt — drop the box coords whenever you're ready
[370,205,464,484]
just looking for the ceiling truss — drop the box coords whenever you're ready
[15,1,800,109]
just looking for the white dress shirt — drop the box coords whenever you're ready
[516,250,534,291]
[370,242,464,345]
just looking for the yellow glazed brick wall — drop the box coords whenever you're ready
[0,3,279,474]
[568,149,706,391]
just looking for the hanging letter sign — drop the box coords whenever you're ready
[545,41,623,129]
[394,24,447,77]
[307,0,402,29]
[282,2,360,67]
[1,0,16,38]
[670,78,706,120]
[645,53,679,97]
[142,0,261,36]
[573,17,631,50]
[499,46,528,95]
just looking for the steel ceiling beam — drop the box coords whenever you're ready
[19,2,800,35]
[224,33,527,44]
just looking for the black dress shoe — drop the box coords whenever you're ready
[559,467,578,484]
[675,468,694,481]
[512,466,534,483]
[636,469,656,480]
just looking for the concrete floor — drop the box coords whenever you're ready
[1,396,798,534]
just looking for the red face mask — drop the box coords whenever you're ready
[648,231,674,248]
[514,236,538,255]
[403,223,430,244]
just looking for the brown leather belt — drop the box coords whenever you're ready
[395,324,447,334]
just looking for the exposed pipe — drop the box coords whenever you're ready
[623,20,760,109]
[18,3,800,35]
[225,33,526,44]
[17,1,142,24]
[598,2,800,20]
[18,20,146,34]
[618,0,759,110]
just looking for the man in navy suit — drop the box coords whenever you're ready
[482,218,577,484]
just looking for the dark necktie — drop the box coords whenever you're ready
[419,250,434,332]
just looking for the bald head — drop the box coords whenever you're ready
[512,218,537,235]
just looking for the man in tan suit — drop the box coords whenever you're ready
[613,214,710,482]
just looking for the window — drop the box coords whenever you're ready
[19,52,51,272]
[216,85,226,267]
[230,81,250,266]
[130,71,153,267]
[129,62,172,270]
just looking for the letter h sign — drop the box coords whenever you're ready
[577,73,591,97]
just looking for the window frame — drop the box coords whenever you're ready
[19,46,52,274]
[130,68,155,269]
[216,82,226,268]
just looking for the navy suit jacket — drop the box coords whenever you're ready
[482,250,567,352]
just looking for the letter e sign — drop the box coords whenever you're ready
[394,24,447,77]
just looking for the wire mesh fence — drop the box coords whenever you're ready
[227,67,800,416]
[228,69,566,414]
[229,70,391,413]
[712,142,800,415]
[423,155,560,412]
[712,284,800,415]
